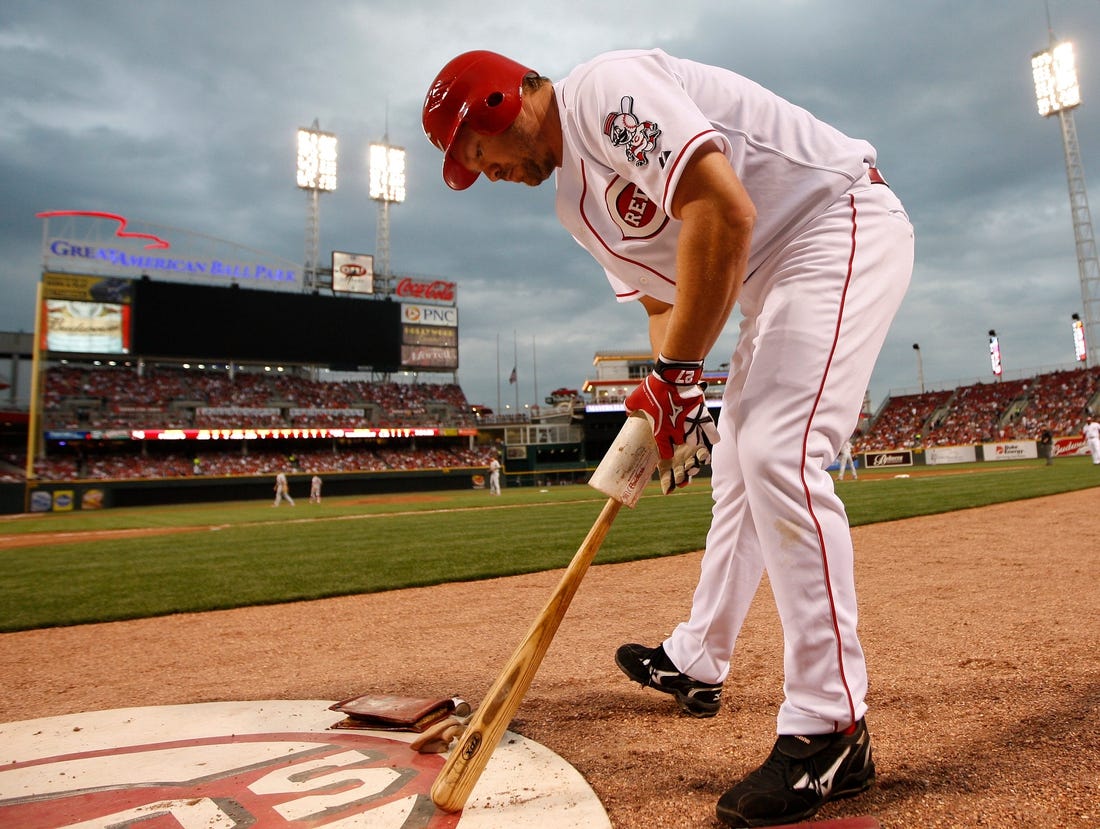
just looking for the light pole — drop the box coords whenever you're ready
[368,139,406,296]
[1032,32,1100,367]
[296,120,338,293]
[912,343,925,393]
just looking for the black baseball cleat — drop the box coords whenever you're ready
[614,643,722,718]
[715,718,875,827]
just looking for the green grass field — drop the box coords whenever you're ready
[1,457,1097,632]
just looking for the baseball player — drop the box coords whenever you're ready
[1084,415,1100,464]
[273,471,295,507]
[424,48,913,826]
[310,474,323,504]
[837,437,859,480]
[488,456,502,495]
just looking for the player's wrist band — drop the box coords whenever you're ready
[654,354,704,386]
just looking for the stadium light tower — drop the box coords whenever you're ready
[1032,30,1100,367]
[912,342,925,393]
[369,138,406,296]
[296,120,338,293]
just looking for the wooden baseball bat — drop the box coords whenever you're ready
[430,416,656,813]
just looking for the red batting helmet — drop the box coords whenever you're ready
[422,50,534,190]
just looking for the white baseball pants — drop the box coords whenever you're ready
[664,171,914,735]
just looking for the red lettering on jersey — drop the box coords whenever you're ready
[604,178,669,240]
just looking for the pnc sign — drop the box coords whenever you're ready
[402,303,458,327]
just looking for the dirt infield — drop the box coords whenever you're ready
[1,487,1098,827]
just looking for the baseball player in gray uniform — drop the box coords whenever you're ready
[424,49,913,826]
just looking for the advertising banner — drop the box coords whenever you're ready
[403,324,457,348]
[401,303,458,327]
[332,251,374,295]
[43,299,131,354]
[862,450,914,469]
[982,441,1038,461]
[1053,435,1090,457]
[926,445,978,465]
[401,344,459,370]
[43,272,133,303]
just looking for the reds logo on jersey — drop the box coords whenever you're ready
[604,177,669,240]
[603,95,661,167]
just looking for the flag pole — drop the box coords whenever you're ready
[496,332,501,416]
[513,329,519,415]
[532,335,539,416]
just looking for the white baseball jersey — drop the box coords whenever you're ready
[553,49,876,304]
[551,49,914,735]
[1085,420,1100,463]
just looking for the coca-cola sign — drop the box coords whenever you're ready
[395,277,456,303]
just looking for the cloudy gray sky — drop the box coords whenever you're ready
[3,0,1099,413]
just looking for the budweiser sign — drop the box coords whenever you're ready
[1054,436,1088,457]
[395,277,456,302]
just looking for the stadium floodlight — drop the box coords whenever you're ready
[1031,29,1100,368]
[369,143,407,204]
[297,127,339,191]
[369,140,406,292]
[1031,41,1080,118]
[296,121,338,294]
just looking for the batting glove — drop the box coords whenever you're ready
[625,355,720,494]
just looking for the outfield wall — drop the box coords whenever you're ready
[8,468,489,514]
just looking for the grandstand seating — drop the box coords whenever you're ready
[8,361,1100,482]
[41,364,475,431]
[18,363,492,482]
[856,365,1100,452]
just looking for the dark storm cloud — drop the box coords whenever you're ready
[2,0,1099,409]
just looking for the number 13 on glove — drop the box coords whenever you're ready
[624,354,721,494]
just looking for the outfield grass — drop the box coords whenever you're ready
[1,457,1097,632]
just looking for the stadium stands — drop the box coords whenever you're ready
[20,362,493,482]
[855,366,1100,453]
[42,363,475,431]
[9,361,1100,483]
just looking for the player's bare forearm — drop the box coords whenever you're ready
[661,148,754,361]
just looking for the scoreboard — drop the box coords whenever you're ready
[37,273,467,373]
[131,278,402,369]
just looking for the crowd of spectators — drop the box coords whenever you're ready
[854,390,953,452]
[856,365,1100,452]
[7,443,497,483]
[9,361,1100,483]
[42,363,475,431]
